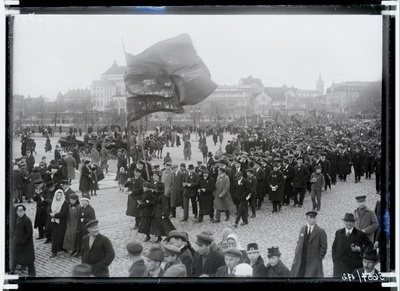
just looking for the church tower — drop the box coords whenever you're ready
[316,72,324,95]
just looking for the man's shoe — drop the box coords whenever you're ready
[233,224,238,228]
[44,239,51,244]
[180,219,188,222]
[50,253,57,258]
[210,218,214,222]
[225,217,230,221]
[194,219,202,223]
[213,220,220,223]
[70,251,76,256]
[250,214,256,218]
[194,215,198,219]
[240,222,248,226]
[36,236,44,240]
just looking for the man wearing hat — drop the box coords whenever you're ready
[206,152,215,172]
[75,197,96,258]
[169,164,184,218]
[352,247,382,280]
[161,161,174,217]
[353,195,379,243]
[42,180,57,244]
[11,205,36,277]
[281,158,295,206]
[319,152,332,191]
[195,160,207,177]
[232,171,251,228]
[126,241,146,277]
[291,211,327,277]
[125,168,145,230]
[115,149,127,181]
[213,166,232,223]
[332,213,374,277]
[196,168,215,223]
[166,230,193,276]
[193,231,226,277]
[163,244,183,272]
[352,146,364,183]
[143,247,165,277]
[267,162,285,213]
[64,151,77,184]
[25,149,35,174]
[81,219,115,277]
[181,164,200,221]
[265,247,291,277]
[292,156,310,208]
[79,160,92,198]
[244,243,267,277]
[32,178,46,240]
[163,263,187,277]
[215,247,243,277]
[59,180,75,202]
[309,165,325,211]
[253,160,266,214]
[138,182,155,242]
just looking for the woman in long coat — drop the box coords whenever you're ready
[267,163,285,212]
[138,183,155,242]
[62,193,81,256]
[11,205,36,276]
[45,137,52,153]
[49,189,69,257]
[79,160,92,196]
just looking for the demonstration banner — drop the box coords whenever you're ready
[124,33,218,123]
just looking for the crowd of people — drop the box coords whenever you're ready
[9,115,385,281]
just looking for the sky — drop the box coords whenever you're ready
[11,12,383,100]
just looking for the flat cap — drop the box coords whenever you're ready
[167,230,187,241]
[144,247,164,262]
[163,244,181,256]
[126,241,143,255]
[355,195,366,201]
[69,193,79,200]
[86,219,98,229]
[222,247,242,258]
[306,211,318,217]
[235,171,243,177]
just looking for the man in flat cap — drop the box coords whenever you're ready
[166,230,193,276]
[291,211,327,277]
[125,167,145,230]
[332,213,373,277]
[353,195,379,243]
[81,219,115,277]
[143,247,165,277]
[163,244,183,272]
[309,165,325,211]
[126,241,146,277]
[59,179,75,202]
[193,232,226,277]
[215,247,243,277]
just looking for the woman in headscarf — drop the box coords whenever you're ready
[218,228,234,250]
[49,189,69,258]
[62,193,81,256]
[226,233,247,263]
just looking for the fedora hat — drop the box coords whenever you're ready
[362,248,379,261]
[341,213,357,221]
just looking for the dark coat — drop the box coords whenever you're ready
[125,177,145,217]
[183,171,200,198]
[138,189,155,235]
[332,227,373,277]
[26,155,35,174]
[79,165,92,192]
[352,152,364,174]
[76,204,96,252]
[128,259,146,277]
[338,151,352,175]
[51,201,69,253]
[265,259,292,278]
[293,164,310,189]
[291,224,328,277]
[32,188,47,228]
[63,203,81,251]
[254,167,266,198]
[12,169,24,190]
[233,177,251,204]
[26,171,41,200]
[244,255,267,277]
[193,247,226,277]
[215,265,236,277]
[179,245,194,276]
[267,170,285,202]
[171,170,184,207]
[12,214,35,266]
[330,151,341,176]
[198,176,215,215]
[81,233,115,277]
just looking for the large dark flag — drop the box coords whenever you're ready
[124,33,218,123]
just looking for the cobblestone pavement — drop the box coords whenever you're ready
[9,133,381,280]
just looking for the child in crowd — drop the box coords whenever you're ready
[118,167,128,192]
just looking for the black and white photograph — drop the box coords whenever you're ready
[3,5,398,289]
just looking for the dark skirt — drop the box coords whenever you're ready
[149,217,176,237]
[138,217,151,235]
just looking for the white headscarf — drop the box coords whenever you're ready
[226,233,245,251]
[51,189,66,224]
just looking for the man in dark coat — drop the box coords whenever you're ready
[338,147,352,182]
[166,230,194,276]
[253,160,265,215]
[291,211,327,277]
[216,247,243,277]
[268,163,285,213]
[352,146,364,183]
[25,149,35,174]
[42,181,56,243]
[206,152,215,171]
[115,150,127,181]
[281,158,295,206]
[332,213,373,278]
[126,241,146,277]
[352,248,383,281]
[79,160,92,197]
[75,197,96,258]
[181,164,200,221]
[11,205,36,277]
[232,170,251,228]
[81,220,115,277]
[372,151,381,194]
[320,153,332,191]
[125,168,145,229]
[170,164,184,218]
[72,144,81,170]
[196,169,215,223]
[292,156,310,208]
[54,145,62,162]
[32,179,47,239]
[193,232,225,277]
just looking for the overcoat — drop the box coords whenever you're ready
[182,171,200,198]
[353,206,379,243]
[171,170,184,207]
[125,176,145,217]
[62,202,81,251]
[79,165,92,192]
[267,170,285,202]
[64,156,76,180]
[12,214,35,266]
[76,204,96,252]
[213,173,231,211]
[290,224,327,277]
[51,200,69,253]
[292,164,310,189]
[198,176,215,215]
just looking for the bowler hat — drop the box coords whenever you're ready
[144,247,164,262]
[126,241,143,255]
[267,247,282,258]
[235,171,243,177]
[246,243,259,253]
[86,219,99,229]
[167,230,187,242]
[207,152,213,157]
[163,244,180,256]
[222,247,242,258]
[72,263,92,277]
[180,163,186,168]
[342,213,357,221]
[165,162,172,167]
[59,180,69,185]
[188,164,195,170]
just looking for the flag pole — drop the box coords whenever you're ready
[137,120,150,181]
